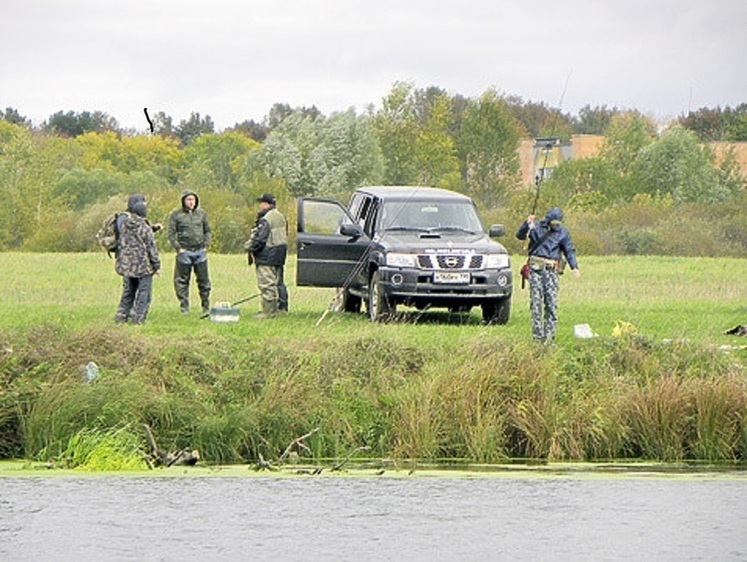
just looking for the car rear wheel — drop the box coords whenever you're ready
[482,297,510,324]
[369,270,394,322]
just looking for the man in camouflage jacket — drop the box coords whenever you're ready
[114,197,161,324]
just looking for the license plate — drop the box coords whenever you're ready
[433,271,470,284]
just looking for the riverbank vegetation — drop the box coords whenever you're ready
[1,254,745,469]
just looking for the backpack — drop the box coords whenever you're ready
[96,212,127,257]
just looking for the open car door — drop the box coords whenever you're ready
[296,197,371,287]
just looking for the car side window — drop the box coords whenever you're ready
[354,197,376,236]
[302,200,353,235]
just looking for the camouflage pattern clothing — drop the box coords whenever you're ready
[516,207,579,344]
[528,267,560,342]
[114,202,161,324]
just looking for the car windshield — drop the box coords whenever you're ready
[379,200,483,233]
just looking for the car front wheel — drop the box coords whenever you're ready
[482,297,511,324]
[369,270,394,322]
[339,288,362,313]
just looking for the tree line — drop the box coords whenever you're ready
[0,82,745,255]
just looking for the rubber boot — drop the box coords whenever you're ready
[256,299,278,319]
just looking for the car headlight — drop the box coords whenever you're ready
[485,254,510,269]
[385,253,417,268]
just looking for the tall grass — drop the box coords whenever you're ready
[0,253,745,464]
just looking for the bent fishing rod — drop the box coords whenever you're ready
[531,69,573,216]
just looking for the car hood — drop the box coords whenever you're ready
[378,231,507,254]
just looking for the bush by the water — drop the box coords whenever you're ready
[1,325,745,465]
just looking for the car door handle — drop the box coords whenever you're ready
[299,241,314,250]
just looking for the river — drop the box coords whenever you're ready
[1,470,746,561]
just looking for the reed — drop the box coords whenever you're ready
[0,253,745,465]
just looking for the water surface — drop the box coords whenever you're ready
[2,472,745,561]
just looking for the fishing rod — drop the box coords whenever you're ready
[199,293,261,319]
[531,69,573,216]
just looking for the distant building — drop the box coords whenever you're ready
[517,134,747,186]
[519,135,601,186]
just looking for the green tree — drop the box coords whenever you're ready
[259,109,383,197]
[505,95,574,140]
[679,106,727,142]
[413,93,460,188]
[259,110,320,196]
[1,107,30,127]
[264,103,321,132]
[53,168,126,210]
[307,109,384,196]
[725,104,747,142]
[228,119,268,142]
[633,126,728,203]
[574,104,620,135]
[174,112,215,146]
[43,110,119,137]
[600,111,656,175]
[371,82,420,185]
[455,90,522,206]
[151,111,175,137]
[540,156,615,211]
[181,132,259,193]
[0,124,66,248]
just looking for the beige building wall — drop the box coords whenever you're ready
[571,134,606,159]
[517,135,747,186]
[709,141,747,173]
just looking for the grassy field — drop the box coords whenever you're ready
[0,252,744,344]
[0,252,745,467]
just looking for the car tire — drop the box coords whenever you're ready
[482,297,510,325]
[341,288,362,313]
[369,270,393,322]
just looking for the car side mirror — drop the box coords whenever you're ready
[488,224,505,238]
[339,223,363,238]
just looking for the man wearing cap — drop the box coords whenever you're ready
[168,189,212,314]
[516,206,581,343]
[245,193,288,318]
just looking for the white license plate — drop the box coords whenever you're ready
[433,271,470,284]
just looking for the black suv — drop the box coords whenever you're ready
[296,186,512,323]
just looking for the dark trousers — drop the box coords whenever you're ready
[115,275,153,324]
[278,266,288,311]
[174,251,211,312]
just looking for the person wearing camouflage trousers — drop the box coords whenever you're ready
[246,193,288,318]
[516,207,581,343]
[168,190,212,314]
[114,197,161,324]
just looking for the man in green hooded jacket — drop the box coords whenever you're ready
[168,190,212,314]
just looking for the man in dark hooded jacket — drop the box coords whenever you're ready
[168,190,212,314]
[114,197,161,324]
[516,206,581,343]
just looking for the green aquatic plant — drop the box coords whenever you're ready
[58,426,147,471]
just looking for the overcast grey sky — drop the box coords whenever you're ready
[4,0,746,131]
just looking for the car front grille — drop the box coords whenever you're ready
[417,254,485,270]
